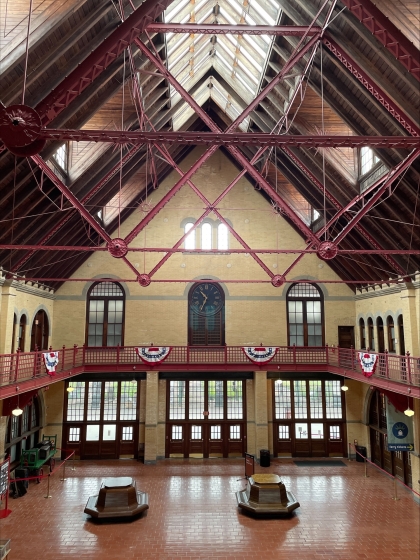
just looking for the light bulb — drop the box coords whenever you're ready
[341,385,349,392]
[404,407,414,417]
[12,406,23,416]
[67,386,75,392]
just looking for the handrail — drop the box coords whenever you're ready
[0,345,419,396]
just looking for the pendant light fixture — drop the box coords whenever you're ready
[12,392,23,416]
[341,374,349,392]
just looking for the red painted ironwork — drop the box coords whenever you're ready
[282,147,408,277]
[146,23,322,35]
[323,35,420,137]
[27,129,420,147]
[2,245,420,255]
[334,149,420,243]
[0,345,418,400]
[33,1,174,126]
[339,0,420,80]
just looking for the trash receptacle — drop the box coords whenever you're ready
[260,449,270,467]
[355,445,367,462]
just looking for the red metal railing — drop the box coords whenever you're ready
[1,345,419,398]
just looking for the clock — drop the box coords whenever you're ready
[190,283,223,316]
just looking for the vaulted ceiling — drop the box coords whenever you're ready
[0,0,419,291]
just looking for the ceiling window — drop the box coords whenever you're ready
[360,147,380,176]
[52,143,68,172]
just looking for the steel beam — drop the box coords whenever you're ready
[334,149,420,243]
[339,0,420,80]
[35,130,420,147]
[146,23,322,35]
[33,0,174,125]
[323,35,420,137]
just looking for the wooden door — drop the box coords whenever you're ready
[338,326,355,348]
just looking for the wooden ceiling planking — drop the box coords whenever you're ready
[371,0,420,50]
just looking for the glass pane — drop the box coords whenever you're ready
[278,425,290,440]
[210,425,221,440]
[189,380,205,419]
[86,425,100,441]
[309,380,323,419]
[120,381,137,420]
[122,426,133,441]
[294,380,307,418]
[274,380,291,419]
[329,425,341,440]
[69,427,80,442]
[91,282,124,297]
[227,380,243,419]
[171,425,183,440]
[288,283,320,298]
[311,423,324,439]
[169,381,186,420]
[102,424,116,441]
[295,423,308,439]
[217,223,228,250]
[87,382,102,421]
[201,223,212,250]
[67,381,85,421]
[325,380,343,419]
[103,382,117,420]
[191,425,202,440]
[184,222,195,250]
[229,425,241,440]
[208,380,224,419]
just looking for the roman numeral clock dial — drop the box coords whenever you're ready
[190,284,223,315]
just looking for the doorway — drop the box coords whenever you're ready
[338,326,355,348]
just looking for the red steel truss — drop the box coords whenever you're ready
[31,130,420,147]
[339,0,420,80]
[146,23,322,35]
[0,345,418,399]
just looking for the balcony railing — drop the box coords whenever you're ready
[1,345,419,398]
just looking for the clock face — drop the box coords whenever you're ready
[190,283,223,316]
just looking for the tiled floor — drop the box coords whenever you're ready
[1,458,419,559]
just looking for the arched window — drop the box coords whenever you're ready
[184,222,195,250]
[387,316,395,353]
[287,283,323,347]
[201,223,212,250]
[359,318,366,349]
[376,317,385,353]
[188,281,225,346]
[217,223,229,250]
[397,315,405,355]
[86,281,125,347]
[367,318,375,351]
[18,315,27,351]
[30,310,49,351]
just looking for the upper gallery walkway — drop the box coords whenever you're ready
[0,345,419,399]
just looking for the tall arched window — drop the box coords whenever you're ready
[184,222,196,250]
[11,313,17,353]
[287,283,323,346]
[86,281,125,347]
[201,223,212,250]
[18,315,27,351]
[30,310,49,351]
[359,318,366,349]
[188,281,225,346]
[377,317,385,353]
[217,223,228,250]
[367,318,375,350]
[397,315,405,355]
[387,316,395,353]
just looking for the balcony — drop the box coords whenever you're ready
[0,345,419,399]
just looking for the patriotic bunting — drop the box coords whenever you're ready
[242,347,278,364]
[43,351,59,375]
[136,347,172,364]
[358,352,378,377]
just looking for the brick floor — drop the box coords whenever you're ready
[1,458,419,559]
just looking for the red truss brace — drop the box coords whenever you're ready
[323,35,420,137]
[33,0,174,126]
[146,23,322,35]
[34,130,420,147]
[339,0,420,80]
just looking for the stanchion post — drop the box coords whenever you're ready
[44,474,52,498]
[71,451,76,471]
[364,457,369,478]
[392,477,400,501]
[60,459,66,481]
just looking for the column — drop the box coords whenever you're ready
[144,371,159,464]
[0,280,16,355]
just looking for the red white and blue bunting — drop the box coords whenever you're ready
[43,352,59,375]
[136,347,172,364]
[242,347,278,364]
[358,352,378,377]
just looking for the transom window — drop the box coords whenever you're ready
[287,283,323,346]
[86,281,125,346]
[168,380,244,420]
